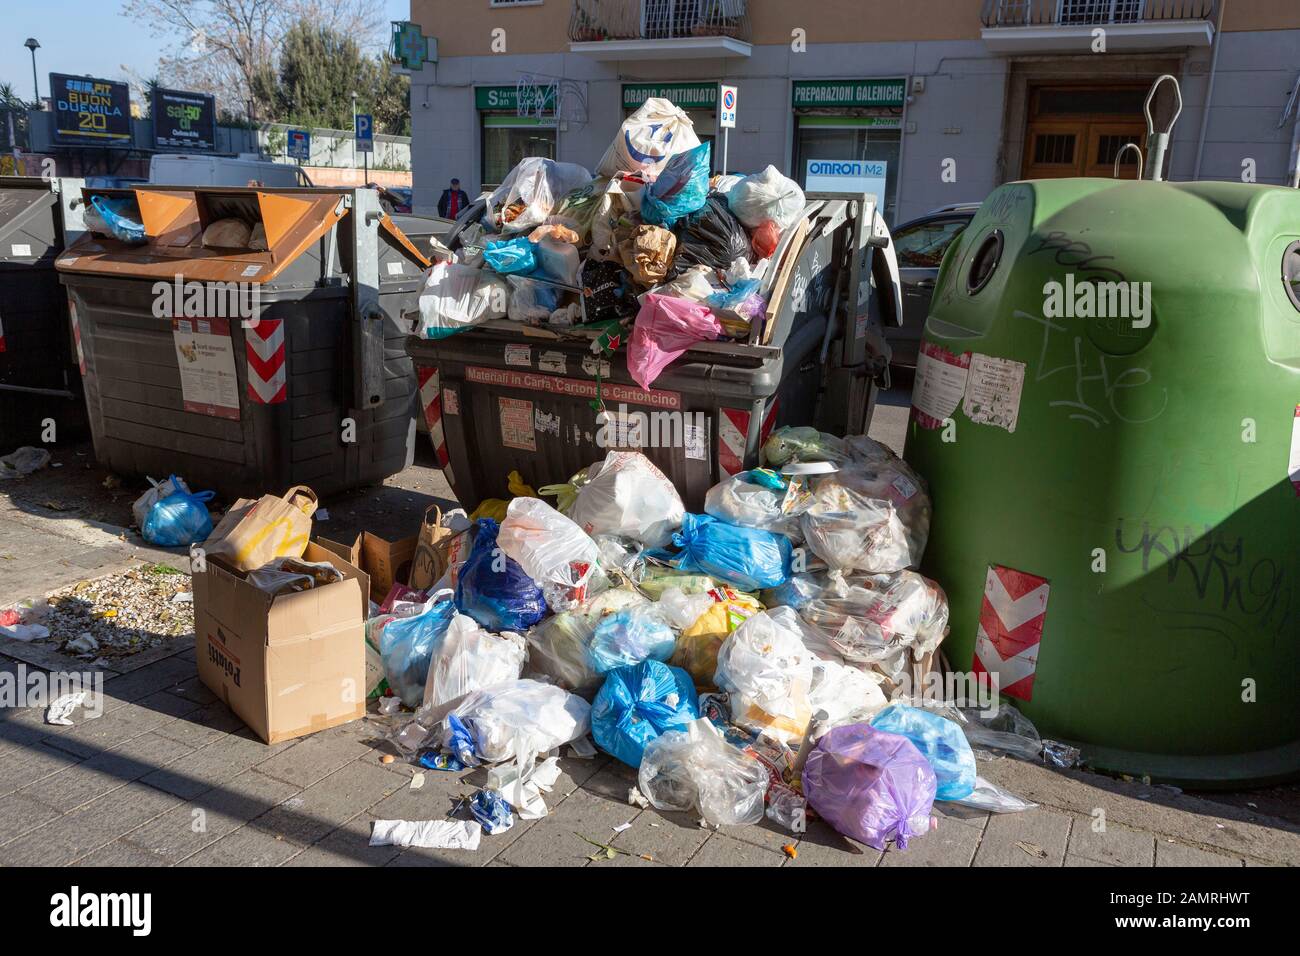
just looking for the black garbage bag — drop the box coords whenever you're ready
[670,193,750,277]
[581,258,639,324]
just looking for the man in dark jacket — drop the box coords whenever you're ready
[438,178,471,219]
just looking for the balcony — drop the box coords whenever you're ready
[568,0,752,60]
[980,0,1215,53]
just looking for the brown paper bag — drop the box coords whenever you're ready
[407,505,468,590]
[619,225,676,286]
[202,485,318,573]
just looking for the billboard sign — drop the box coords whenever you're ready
[51,73,132,146]
[152,88,217,151]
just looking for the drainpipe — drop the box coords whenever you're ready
[1192,0,1227,180]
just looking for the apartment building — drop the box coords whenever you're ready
[404,0,1300,223]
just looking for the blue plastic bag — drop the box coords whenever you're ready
[870,704,977,801]
[141,477,214,546]
[471,789,514,834]
[378,595,458,707]
[641,142,711,229]
[483,237,537,276]
[455,518,547,632]
[662,512,792,592]
[587,607,676,675]
[90,195,147,244]
[591,660,699,767]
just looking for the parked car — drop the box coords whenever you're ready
[887,202,980,368]
[371,184,413,214]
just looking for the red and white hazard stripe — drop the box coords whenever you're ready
[416,366,456,487]
[971,564,1051,701]
[0,314,6,353]
[717,407,750,477]
[717,400,778,478]
[245,319,286,404]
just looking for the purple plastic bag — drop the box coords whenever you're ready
[801,723,936,850]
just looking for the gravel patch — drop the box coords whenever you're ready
[40,564,195,661]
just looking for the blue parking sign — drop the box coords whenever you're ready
[355,114,374,154]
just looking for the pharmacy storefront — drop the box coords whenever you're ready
[792,79,907,220]
[622,83,718,153]
[476,86,558,187]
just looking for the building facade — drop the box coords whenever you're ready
[406,0,1300,224]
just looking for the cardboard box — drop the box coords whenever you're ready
[317,532,416,605]
[194,542,369,744]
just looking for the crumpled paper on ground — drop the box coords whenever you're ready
[369,818,482,850]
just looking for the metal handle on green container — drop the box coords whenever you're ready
[1144,74,1183,183]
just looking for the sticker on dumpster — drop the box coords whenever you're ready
[911,341,970,429]
[1290,405,1300,497]
[505,344,531,367]
[386,261,404,276]
[962,353,1025,433]
[443,388,459,416]
[534,408,560,437]
[582,355,611,379]
[499,397,536,451]
[972,565,1050,702]
[539,350,567,374]
[684,422,708,461]
[241,264,263,278]
[172,317,241,420]
[466,366,682,410]
[11,244,31,258]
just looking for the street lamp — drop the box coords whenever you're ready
[24,38,40,108]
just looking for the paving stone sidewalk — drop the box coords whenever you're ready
[2,643,1297,867]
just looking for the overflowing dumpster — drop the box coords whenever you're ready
[57,185,440,499]
[407,191,900,512]
[904,177,1300,786]
[0,176,87,444]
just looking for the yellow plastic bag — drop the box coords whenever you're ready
[671,588,764,688]
[469,471,536,522]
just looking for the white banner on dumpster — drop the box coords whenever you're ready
[172,317,240,420]
[1290,405,1300,496]
[911,341,969,429]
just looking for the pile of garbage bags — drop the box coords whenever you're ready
[417,99,809,386]
[378,422,1050,852]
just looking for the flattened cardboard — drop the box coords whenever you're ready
[317,531,416,604]
[194,541,368,744]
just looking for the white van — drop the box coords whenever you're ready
[148,154,312,188]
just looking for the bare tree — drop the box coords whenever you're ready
[122,0,382,119]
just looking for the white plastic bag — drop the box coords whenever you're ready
[498,496,600,597]
[597,97,701,178]
[642,264,718,306]
[800,460,932,572]
[506,277,559,323]
[422,613,527,716]
[703,469,807,535]
[656,586,716,630]
[442,679,592,765]
[568,451,685,549]
[951,776,1037,813]
[417,262,508,339]
[638,718,769,826]
[802,570,949,679]
[132,475,191,529]
[727,165,806,231]
[491,158,593,234]
[525,587,648,697]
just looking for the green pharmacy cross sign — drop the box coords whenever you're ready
[391,21,436,71]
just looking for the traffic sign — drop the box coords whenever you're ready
[287,128,311,161]
[355,114,374,154]
[719,85,738,129]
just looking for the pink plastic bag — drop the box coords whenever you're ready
[802,723,936,850]
[627,293,723,390]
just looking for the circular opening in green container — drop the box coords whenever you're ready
[966,229,1003,296]
[1283,241,1300,313]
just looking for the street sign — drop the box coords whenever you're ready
[287,128,311,161]
[355,114,374,154]
[719,85,738,129]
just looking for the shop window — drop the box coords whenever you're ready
[794,122,901,219]
[482,125,556,188]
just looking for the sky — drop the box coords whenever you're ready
[0,0,409,100]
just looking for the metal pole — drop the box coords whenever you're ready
[723,127,729,177]
[29,49,39,105]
